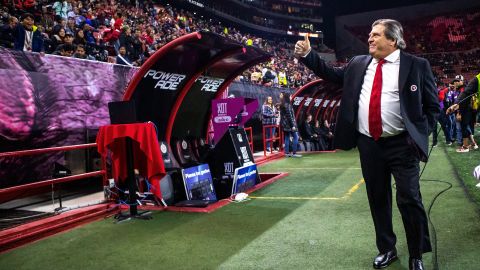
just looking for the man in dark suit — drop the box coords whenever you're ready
[295,19,440,270]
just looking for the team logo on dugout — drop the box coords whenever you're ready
[160,143,167,154]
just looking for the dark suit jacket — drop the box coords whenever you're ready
[301,120,315,140]
[300,50,440,161]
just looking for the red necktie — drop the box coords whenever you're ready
[369,59,385,140]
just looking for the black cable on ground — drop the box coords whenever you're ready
[419,126,453,270]
[420,178,452,270]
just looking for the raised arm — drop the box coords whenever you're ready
[294,34,345,84]
[446,76,479,114]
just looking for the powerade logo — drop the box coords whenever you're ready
[144,70,186,91]
[196,76,224,92]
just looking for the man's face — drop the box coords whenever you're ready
[307,115,312,122]
[76,47,85,56]
[65,35,74,44]
[368,24,396,59]
[119,47,126,55]
[22,16,34,29]
[62,50,74,57]
[10,18,18,27]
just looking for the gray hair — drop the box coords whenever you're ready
[372,19,406,50]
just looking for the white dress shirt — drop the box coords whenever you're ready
[357,49,405,138]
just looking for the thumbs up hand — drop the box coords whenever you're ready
[294,33,311,58]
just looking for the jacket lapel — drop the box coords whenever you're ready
[399,51,413,92]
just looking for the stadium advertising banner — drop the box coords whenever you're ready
[211,98,258,143]
[229,128,255,166]
[228,82,295,121]
[211,98,246,142]
[181,163,217,201]
[242,98,260,126]
[0,48,136,190]
[232,163,259,194]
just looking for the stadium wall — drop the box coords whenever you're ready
[0,49,294,189]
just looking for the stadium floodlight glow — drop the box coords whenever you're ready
[187,0,204,8]
[287,31,318,38]
[299,32,319,38]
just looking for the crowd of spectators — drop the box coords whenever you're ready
[417,49,480,84]
[437,76,479,153]
[0,0,328,89]
[346,9,480,84]
[210,0,322,21]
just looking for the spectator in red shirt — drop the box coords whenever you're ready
[142,26,154,45]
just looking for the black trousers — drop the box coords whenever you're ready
[357,132,432,258]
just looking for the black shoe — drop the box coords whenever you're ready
[373,249,397,269]
[409,258,424,270]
